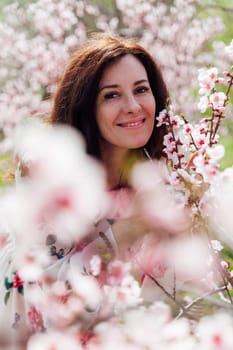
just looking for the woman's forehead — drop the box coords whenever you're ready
[99,54,148,86]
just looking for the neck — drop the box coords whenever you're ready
[100,145,129,190]
[100,144,146,190]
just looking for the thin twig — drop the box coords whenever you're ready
[167,115,182,169]
[176,285,228,320]
[147,274,186,314]
[212,75,233,142]
[172,270,176,299]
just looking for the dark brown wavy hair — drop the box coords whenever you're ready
[50,33,169,159]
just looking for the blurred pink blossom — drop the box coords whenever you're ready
[197,312,233,350]
[28,331,82,350]
[131,160,190,234]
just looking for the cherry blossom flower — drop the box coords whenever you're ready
[28,331,82,350]
[166,236,213,283]
[69,265,103,313]
[103,274,142,311]
[209,92,227,111]
[205,144,225,161]
[197,313,233,350]
[198,67,218,96]
[130,161,190,235]
[198,95,209,113]
[156,109,170,127]
[12,120,109,245]
[202,173,233,249]
[107,260,132,286]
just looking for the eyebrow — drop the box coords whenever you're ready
[98,79,149,93]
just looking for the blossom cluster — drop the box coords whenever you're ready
[0,0,90,151]
[27,305,233,350]
[157,41,233,184]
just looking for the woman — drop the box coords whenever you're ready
[50,32,169,249]
[0,33,169,346]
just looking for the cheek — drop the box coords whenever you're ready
[96,103,117,129]
[96,107,114,140]
[143,94,156,118]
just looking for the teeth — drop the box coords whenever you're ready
[123,121,142,127]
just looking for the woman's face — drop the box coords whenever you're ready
[95,54,156,157]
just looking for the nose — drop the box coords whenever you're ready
[122,95,141,114]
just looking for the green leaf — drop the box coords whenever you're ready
[18,285,24,295]
[4,276,13,290]
[4,291,10,305]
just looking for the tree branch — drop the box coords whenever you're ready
[176,285,228,319]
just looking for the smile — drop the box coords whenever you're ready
[118,118,145,128]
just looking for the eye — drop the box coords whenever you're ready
[135,86,150,94]
[104,91,119,99]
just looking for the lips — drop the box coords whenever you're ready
[117,117,145,128]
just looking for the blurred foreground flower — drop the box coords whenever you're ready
[28,331,82,350]
[0,119,109,279]
[202,168,233,249]
[130,160,190,235]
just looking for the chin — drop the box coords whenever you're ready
[129,139,150,149]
